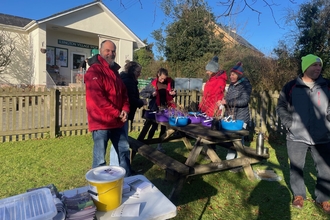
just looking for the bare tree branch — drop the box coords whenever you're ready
[0,30,15,74]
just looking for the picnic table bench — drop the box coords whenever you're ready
[128,119,269,203]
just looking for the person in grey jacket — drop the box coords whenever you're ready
[219,62,252,163]
[276,54,330,214]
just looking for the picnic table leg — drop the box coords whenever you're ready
[185,137,202,166]
[205,146,222,163]
[131,119,153,160]
[181,136,193,150]
[159,129,176,142]
[137,119,153,141]
[242,160,255,180]
[232,140,255,180]
[168,176,186,205]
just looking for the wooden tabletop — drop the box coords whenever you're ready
[158,121,249,143]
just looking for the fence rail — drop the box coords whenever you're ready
[0,87,282,143]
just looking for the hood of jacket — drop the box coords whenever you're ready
[88,54,121,71]
[120,71,137,83]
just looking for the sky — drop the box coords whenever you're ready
[0,0,307,56]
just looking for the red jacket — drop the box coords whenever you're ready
[151,77,176,109]
[85,55,130,131]
[199,70,227,117]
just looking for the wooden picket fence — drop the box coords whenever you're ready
[0,87,282,143]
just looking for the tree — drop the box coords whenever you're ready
[165,4,223,62]
[0,30,15,74]
[294,0,330,76]
[133,39,154,65]
[151,28,166,60]
[152,0,225,77]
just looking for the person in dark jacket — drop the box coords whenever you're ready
[84,40,132,177]
[276,54,330,214]
[120,61,147,124]
[140,68,176,152]
[219,62,252,165]
[110,61,147,166]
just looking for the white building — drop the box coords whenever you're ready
[0,0,145,87]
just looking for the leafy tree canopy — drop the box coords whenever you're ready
[294,0,330,76]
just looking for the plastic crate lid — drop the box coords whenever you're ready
[0,188,57,220]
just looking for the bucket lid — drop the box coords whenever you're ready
[85,166,126,183]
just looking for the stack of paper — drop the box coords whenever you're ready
[62,191,96,220]
[127,178,152,193]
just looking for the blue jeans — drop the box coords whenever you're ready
[287,140,330,203]
[109,122,129,166]
[92,123,131,177]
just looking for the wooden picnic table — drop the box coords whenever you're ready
[128,118,269,203]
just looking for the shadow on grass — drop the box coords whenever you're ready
[131,141,218,211]
[247,165,291,219]
[268,132,319,197]
[266,132,327,218]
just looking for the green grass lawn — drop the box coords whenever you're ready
[0,132,329,220]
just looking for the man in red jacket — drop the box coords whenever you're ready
[84,40,132,176]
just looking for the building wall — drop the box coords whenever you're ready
[31,23,47,86]
[49,6,133,41]
[1,3,140,86]
[0,29,31,86]
[45,30,99,84]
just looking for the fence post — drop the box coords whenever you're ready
[191,90,198,103]
[49,89,60,138]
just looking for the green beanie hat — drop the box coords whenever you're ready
[301,54,323,73]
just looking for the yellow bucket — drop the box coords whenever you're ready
[85,166,126,211]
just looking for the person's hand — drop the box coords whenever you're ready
[219,99,226,105]
[152,91,157,97]
[169,90,176,96]
[142,99,148,105]
[119,110,128,122]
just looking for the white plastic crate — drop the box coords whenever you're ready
[0,188,57,220]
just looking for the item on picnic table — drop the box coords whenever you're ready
[256,132,265,155]
[155,110,169,122]
[220,116,244,131]
[143,109,156,120]
[201,115,213,127]
[169,116,189,127]
[187,112,202,124]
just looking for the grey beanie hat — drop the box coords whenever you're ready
[205,56,219,73]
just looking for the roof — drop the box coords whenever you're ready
[217,24,263,55]
[36,1,99,23]
[0,13,32,27]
